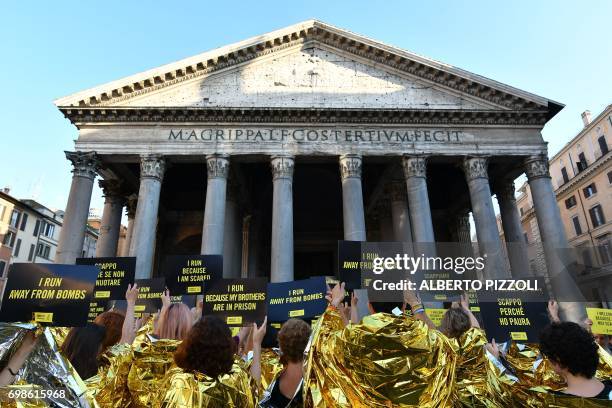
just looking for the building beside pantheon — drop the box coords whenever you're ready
[53,20,582,315]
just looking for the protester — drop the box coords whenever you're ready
[258,318,311,407]
[153,289,193,341]
[60,322,107,380]
[540,321,612,400]
[153,315,266,407]
[439,294,481,338]
[94,310,125,353]
[0,330,39,386]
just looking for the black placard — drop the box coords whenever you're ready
[134,278,165,315]
[0,263,98,327]
[267,277,327,322]
[76,257,136,321]
[337,241,362,289]
[162,255,222,296]
[170,295,197,308]
[479,280,550,343]
[202,278,268,327]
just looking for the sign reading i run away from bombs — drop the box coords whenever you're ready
[202,278,268,326]
[0,263,98,326]
[266,277,328,322]
[134,278,165,315]
[163,255,222,295]
[76,257,136,321]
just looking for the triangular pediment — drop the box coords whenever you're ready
[54,20,562,117]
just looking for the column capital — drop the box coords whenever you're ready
[99,179,125,202]
[125,195,138,218]
[494,180,516,203]
[270,155,295,181]
[524,155,550,180]
[402,155,427,178]
[462,156,489,181]
[206,154,230,179]
[339,154,362,180]
[389,181,407,203]
[65,151,99,180]
[140,155,165,180]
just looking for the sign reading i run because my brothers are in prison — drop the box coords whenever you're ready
[0,263,98,327]
[163,255,222,295]
[202,278,268,326]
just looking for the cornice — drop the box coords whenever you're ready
[555,152,612,198]
[60,107,549,127]
[54,21,561,118]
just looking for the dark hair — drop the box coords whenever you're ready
[539,322,599,378]
[60,323,106,380]
[439,308,471,339]
[94,311,125,352]
[174,315,234,378]
[278,319,311,364]
[369,301,404,314]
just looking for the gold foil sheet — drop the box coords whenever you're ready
[304,307,458,407]
[152,364,256,407]
[0,382,50,408]
[127,334,181,408]
[86,342,134,408]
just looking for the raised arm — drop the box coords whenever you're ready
[0,330,38,386]
[404,287,436,329]
[460,293,480,329]
[250,316,267,387]
[119,283,139,344]
[547,300,560,323]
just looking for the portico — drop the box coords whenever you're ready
[53,20,584,320]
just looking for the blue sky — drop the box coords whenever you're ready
[1,0,610,214]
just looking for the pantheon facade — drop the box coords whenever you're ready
[53,21,581,317]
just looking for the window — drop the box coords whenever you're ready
[523,232,528,244]
[576,152,588,172]
[597,236,612,265]
[42,223,55,238]
[561,167,569,183]
[589,205,606,228]
[13,239,21,257]
[2,231,16,248]
[572,216,582,236]
[0,204,5,222]
[36,243,51,259]
[33,219,40,236]
[9,210,20,228]
[583,183,597,198]
[565,196,577,209]
[519,207,524,216]
[0,260,6,276]
[598,135,609,156]
[28,244,35,261]
[608,170,612,185]
[19,213,28,231]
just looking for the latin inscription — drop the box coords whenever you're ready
[168,128,464,143]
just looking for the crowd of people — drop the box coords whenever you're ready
[0,282,611,407]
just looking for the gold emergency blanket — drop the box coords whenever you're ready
[304,307,458,407]
[127,335,181,408]
[0,323,90,408]
[152,364,256,407]
[86,342,134,408]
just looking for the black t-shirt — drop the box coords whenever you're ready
[552,379,612,400]
[259,376,303,408]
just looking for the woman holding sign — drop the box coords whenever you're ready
[153,315,267,407]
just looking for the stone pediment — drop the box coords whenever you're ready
[54,20,562,120]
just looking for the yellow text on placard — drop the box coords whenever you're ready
[95,291,111,299]
[425,308,446,327]
[34,312,53,323]
[586,307,612,335]
[289,309,305,317]
[187,286,201,294]
[134,305,146,312]
[227,316,242,325]
[510,332,528,341]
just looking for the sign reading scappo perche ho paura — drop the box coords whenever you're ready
[0,263,98,327]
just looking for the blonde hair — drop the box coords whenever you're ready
[154,303,193,340]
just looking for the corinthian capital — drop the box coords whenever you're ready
[206,154,230,179]
[65,151,99,180]
[524,155,550,180]
[99,178,126,204]
[339,154,362,180]
[495,180,517,203]
[462,156,489,181]
[140,155,165,180]
[402,155,427,178]
[270,155,294,181]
